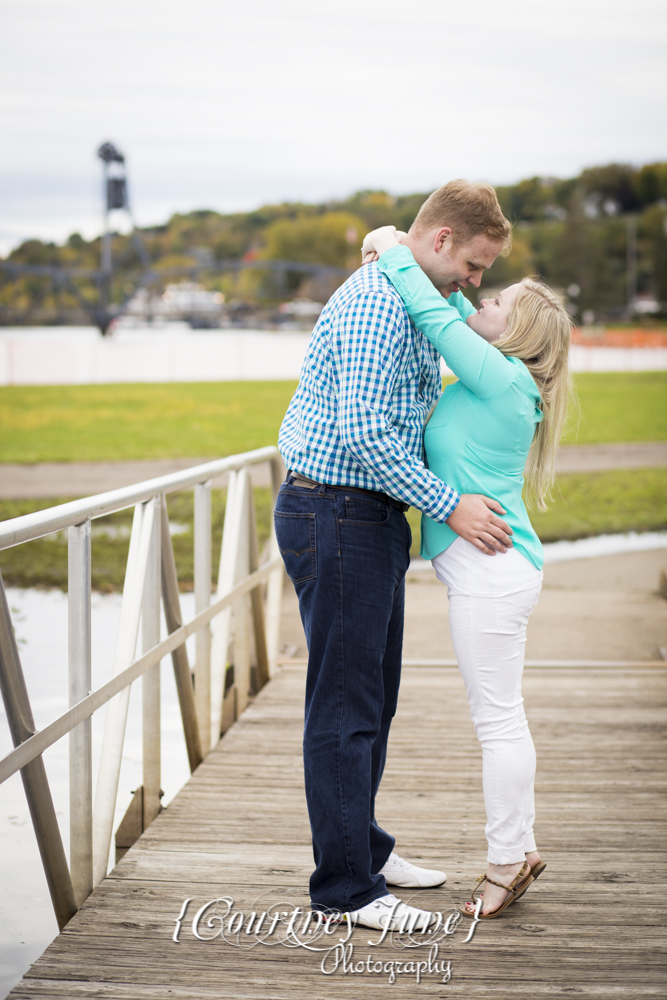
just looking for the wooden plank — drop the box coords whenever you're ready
[8,665,667,999]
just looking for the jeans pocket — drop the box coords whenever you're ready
[274,511,317,583]
[339,495,389,524]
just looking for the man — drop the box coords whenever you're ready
[274,180,513,930]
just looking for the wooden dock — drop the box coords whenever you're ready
[8,664,667,999]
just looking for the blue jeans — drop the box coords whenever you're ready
[274,477,412,913]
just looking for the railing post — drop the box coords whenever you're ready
[92,497,156,885]
[159,495,203,772]
[233,470,252,715]
[247,486,270,690]
[194,481,212,751]
[265,454,285,675]
[142,497,162,827]
[210,470,241,745]
[0,572,77,929]
[68,518,93,906]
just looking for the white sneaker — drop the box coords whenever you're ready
[347,893,436,932]
[379,851,446,888]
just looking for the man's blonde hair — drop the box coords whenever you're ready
[494,278,575,510]
[412,180,513,256]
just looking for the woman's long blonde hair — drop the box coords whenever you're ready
[493,278,574,511]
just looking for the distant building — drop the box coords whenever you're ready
[632,293,661,315]
[121,281,224,328]
[278,298,323,318]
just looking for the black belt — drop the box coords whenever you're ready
[286,471,410,514]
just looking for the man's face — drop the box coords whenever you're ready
[408,227,504,297]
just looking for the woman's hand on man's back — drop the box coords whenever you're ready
[361,226,408,263]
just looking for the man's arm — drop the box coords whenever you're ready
[333,289,513,554]
[333,289,460,522]
[354,241,512,553]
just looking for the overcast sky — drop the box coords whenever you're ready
[1,0,666,254]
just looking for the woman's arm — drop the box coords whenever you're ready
[363,228,475,326]
[376,244,517,399]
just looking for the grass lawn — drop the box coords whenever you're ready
[0,490,272,591]
[526,467,667,542]
[0,371,665,464]
[0,372,664,587]
[0,382,298,464]
[563,371,667,444]
[1,468,664,588]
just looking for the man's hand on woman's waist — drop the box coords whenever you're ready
[446,494,513,555]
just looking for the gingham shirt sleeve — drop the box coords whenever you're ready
[333,290,460,521]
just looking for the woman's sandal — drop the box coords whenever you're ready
[530,861,547,881]
[459,860,533,920]
[512,859,546,903]
[476,859,547,905]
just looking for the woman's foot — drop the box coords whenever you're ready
[525,850,542,873]
[460,860,530,917]
[521,850,547,889]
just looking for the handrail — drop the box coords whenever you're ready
[0,446,278,550]
[0,554,282,784]
[0,446,285,927]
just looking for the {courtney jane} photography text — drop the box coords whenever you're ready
[171,893,485,985]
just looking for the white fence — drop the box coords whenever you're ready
[0,327,311,384]
[568,343,667,372]
[1,326,665,385]
[0,447,284,928]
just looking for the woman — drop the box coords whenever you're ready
[361,226,572,919]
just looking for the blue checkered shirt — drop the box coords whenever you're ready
[278,262,460,522]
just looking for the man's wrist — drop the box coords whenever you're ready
[444,492,461,519]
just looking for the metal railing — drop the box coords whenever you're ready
[0,447,284,929]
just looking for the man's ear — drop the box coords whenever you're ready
[433,227,453,253]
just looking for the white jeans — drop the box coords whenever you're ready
[432,537,543,864]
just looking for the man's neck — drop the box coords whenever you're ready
[401,232,451,297]
[401,232,421,260]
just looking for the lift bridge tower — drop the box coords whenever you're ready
[96,141,149,329]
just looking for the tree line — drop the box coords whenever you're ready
[3,161,666,324]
